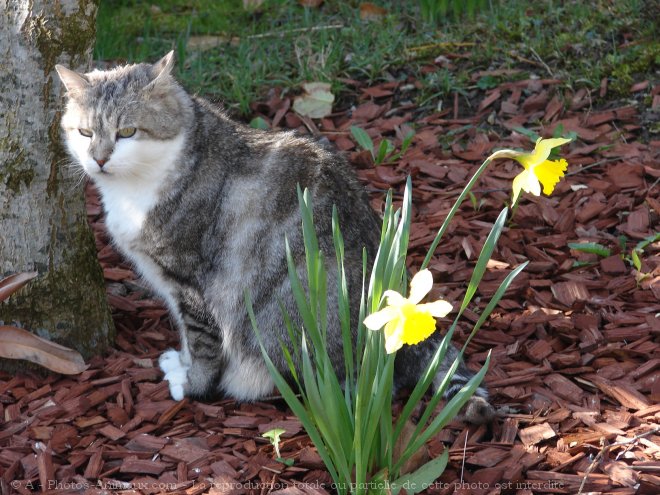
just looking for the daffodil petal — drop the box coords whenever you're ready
[385,337,403,354]
[535,159,567,195]
[516,137,572,169]
[417,300,453,318]
[409,269,433,304]
[364,306,398,330]
[384,317,404,354]
[512,168,541,203]
[383,290,405,307]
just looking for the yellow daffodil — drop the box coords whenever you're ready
[508,137,571,204]
[363,269,452,354]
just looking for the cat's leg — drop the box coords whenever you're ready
[159,309,221,400]
[394,333,495,424]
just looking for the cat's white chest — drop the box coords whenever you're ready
[102,183,158,245]
[93,134,185,245]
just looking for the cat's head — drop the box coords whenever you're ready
[56,52,191,180]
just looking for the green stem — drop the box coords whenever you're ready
[421,154,498,269]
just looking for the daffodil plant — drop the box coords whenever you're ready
[247,135,571,495]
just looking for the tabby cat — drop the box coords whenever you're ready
[56,52,494,423]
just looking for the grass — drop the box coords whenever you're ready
[95,0,658,116]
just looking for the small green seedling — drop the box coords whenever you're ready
[350,126,414,165]
[249,117,270,130]
[631,232,660,274]
[468,191,481,211]
[568,242,611,268]
[262,428,293,465]
[567,242,611,258]
[262,428,285,457]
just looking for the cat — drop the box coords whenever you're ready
[55,52,494,423]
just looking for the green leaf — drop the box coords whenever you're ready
[468,191,478,210]
[630,232,660,272]
[393,324,457,470]
[460,207,508,312]
[398,353,491,466]
[245,291,341,487]
[572,260,596,268]
[617,235,628,251]
[249,116,269,130]
[512,126,540,143]
[634,232,660,252]
[391,449,449,495]
[375,139,394,164]
[476,75,498,90]
[400,130,415,154]
[461,261,528,349]
[567,242,611,257]
[351,126,374,154]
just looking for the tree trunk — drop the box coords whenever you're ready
[0,0,113,366]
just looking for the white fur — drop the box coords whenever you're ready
[159,349,189,401]
[66,132,185,243]
[220,356,274,400]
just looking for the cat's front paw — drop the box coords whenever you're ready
[159,349,189,401]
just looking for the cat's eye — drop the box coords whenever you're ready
[117,127,137,139]
[78,128,93,137]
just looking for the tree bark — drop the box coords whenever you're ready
[0,0,113,365]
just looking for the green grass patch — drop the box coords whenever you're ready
[96,0,658,115]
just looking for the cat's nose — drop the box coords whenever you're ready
[95,157,107,168]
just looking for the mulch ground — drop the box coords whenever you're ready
[1,71,659,495]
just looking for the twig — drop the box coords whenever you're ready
[576,427,660,495]
[611,121,628,144]
[459,429,468,484]
[564,157,621,177]
[247,23,344,40]
[529,46,554,78]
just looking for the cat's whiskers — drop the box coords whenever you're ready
[57,156,88,192]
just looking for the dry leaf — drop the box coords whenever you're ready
[393,419,429,475]
[0,271,38,302]
[186,35,230,52]
[292,82,334,119]
[359,2,388,21]
[299,0,323,6]
[243,0,265,10]
[0,325,88,374]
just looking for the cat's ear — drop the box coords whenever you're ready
[150,51,175,81]
[144,51,175,96]
[55,65,90,96]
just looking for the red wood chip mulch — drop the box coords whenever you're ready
[1,77,659,495]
